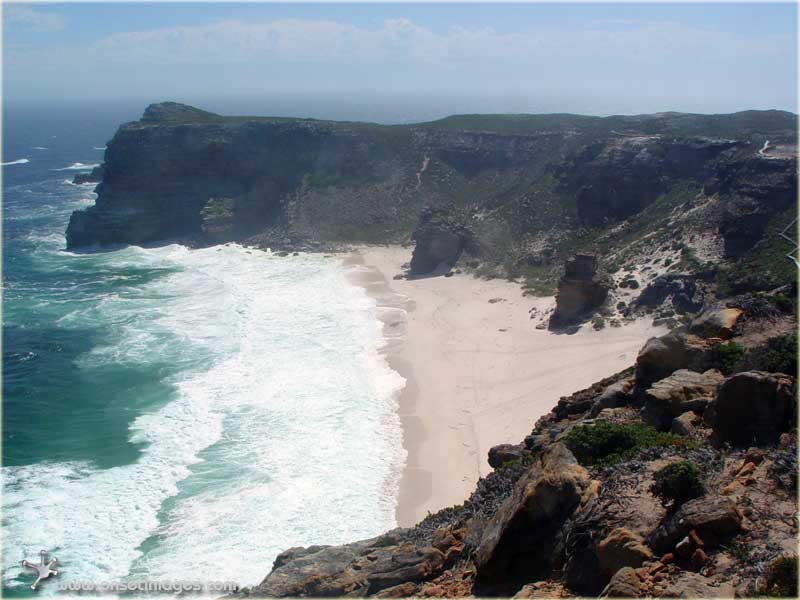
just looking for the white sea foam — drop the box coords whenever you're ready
[2,158,30,166]
[93,146,107,150]
[53,162,100,171]
[3,244,405,593]
[33,146,49,150]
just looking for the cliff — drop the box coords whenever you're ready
[67,104,796,296]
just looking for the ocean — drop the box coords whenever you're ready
[2,104,405,595]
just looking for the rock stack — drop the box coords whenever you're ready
[549,254,612,329]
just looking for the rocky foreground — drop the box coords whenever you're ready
[241,301,797,598]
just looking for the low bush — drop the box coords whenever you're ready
[758,555,798,597]
[592,316,606,330]
[649,460,704,507]
[709,341,746,375]
[735,333,797,376]
[564,421,687,467]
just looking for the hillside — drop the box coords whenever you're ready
[67,103,797,306]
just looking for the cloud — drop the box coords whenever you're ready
[3,5,67,33]
[3,14,795,112]
[77,16,789,69]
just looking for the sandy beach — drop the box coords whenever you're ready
[344,245,667,527]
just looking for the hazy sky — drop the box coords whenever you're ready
[3,2,798,119]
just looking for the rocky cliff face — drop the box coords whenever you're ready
[67,104,797,294]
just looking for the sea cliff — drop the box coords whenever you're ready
[67,103,796,295]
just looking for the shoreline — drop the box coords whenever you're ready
[345,245,668,527]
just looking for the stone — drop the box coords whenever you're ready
[675,536,693,559]
[487,443,526,469]
[661,553,675,564]
[744,447,765,465]
[549,254,612,329]
[474,444,594,593]
[710,371,796,445]
[671,411,698,436]
[374,582,419,598]
[691,548,709,570]
[597,528,654,575]
[600,567,641,598]
[689,307,743,340]
[635,274,703,314]
[649,496,742,555]
[254,530,446,597]
[72,164,105,185]
[642,369,724,430]
[590,379,635,417]
[634,334,691,388]
[660,571,736,598]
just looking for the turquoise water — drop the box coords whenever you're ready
[2,106,405,594]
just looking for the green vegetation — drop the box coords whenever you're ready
[592,316,606,330]
[757,556,798,597]
[649,460,704,507]
[564,421,689,467]
[736,333,798,376]
[709,341,747,375]
[724,539,753,562]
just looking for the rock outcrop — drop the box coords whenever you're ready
[689,307,743,339]
[641,369,724,430]
[648,496,742,555]
[474,444,595,593]
[596,528,654,576]
[487,443,527,469]
[548,254,611,329]
[709,371,796,445]
[72,164,104,185]
[253,529,448,597]
[408,208,478,276]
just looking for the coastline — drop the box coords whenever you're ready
[345,245,668,527]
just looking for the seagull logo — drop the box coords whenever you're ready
[22,550,58,590]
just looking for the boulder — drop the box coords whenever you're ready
[670,411,698,436]
[488,443,526,469]
[642,369,724,430]
[710,371,795,445]
[474,444,595,593]
[648,496,742,555]
[634,334,691,388]
[600,567,641,598]
[548,254,612,329]
[597,528,654,576]
[590,379,635,417]
[254,529,446,597]
[689,307,743,339]
[634,274,703,314]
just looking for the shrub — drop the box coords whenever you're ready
[709,341,746,375]
[735,333,797,376]
[758,556,798,597]
[564,422,686,467]
[592,316,606,330]
[649,460,704,507]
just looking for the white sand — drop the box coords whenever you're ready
[345,245,667,527]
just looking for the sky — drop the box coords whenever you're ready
[2,2,798,120]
